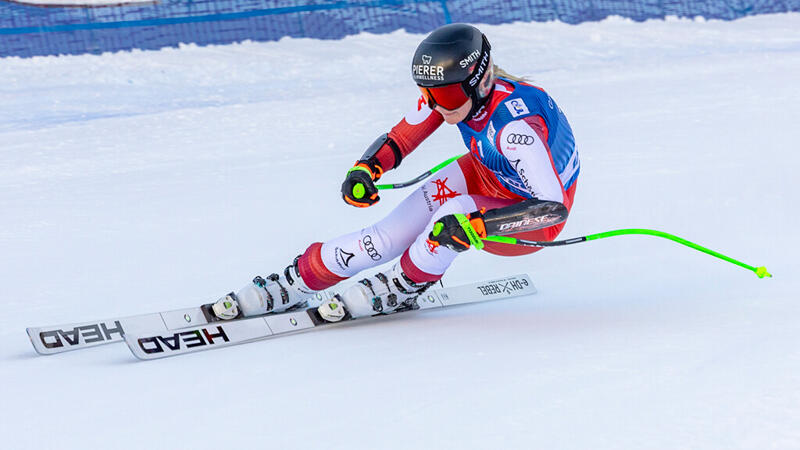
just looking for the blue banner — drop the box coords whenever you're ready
[2,0,798,57]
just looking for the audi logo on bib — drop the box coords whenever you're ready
[362,235,382,261]
[506,133,535,145]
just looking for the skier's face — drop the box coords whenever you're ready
[436,99,473,124]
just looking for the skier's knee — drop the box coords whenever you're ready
[431,196,477,222]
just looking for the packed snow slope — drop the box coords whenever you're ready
[2,14,799,450]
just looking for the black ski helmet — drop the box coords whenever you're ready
[411,23,493,117]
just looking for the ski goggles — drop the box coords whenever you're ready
[419,83,471,111]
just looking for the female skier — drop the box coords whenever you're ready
[212,23,580,322]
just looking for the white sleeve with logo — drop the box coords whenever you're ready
[498,119,564,203]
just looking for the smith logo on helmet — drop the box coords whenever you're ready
[459,49,482,68]
[467,51,490,87]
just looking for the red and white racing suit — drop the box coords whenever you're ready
[296,79,579,290]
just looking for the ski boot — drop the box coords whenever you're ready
[318,263,435,322]
[212,256,317,320]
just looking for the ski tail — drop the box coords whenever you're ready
[24,305,214,355]
[27,319,128,355]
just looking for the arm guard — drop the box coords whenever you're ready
[360,133,403,170]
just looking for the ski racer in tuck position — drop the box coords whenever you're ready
[212,23,581,322]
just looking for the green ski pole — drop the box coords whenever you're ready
[369,157,771,279]
[348,154,464,203]
[375,154,465,190]
[483,229,772,279]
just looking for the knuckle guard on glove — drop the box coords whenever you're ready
[342,162,382,208]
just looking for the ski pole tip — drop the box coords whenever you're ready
[755,266,772,279]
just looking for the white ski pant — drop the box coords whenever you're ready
[320,159,475,280]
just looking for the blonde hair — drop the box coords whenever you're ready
[493,64,531,83]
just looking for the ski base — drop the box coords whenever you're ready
[124,274,536,360]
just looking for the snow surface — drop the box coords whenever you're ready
[2,14,799,449]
